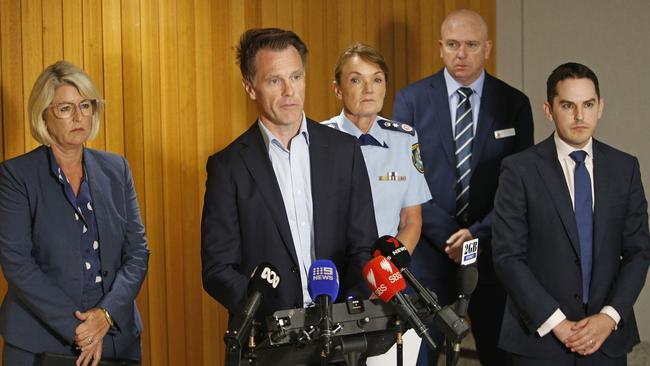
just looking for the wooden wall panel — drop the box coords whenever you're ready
[0,1,495,364]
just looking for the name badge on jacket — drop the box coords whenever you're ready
[494,128,516,139]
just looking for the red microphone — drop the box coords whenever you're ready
[363,256,437,349]
[363,256,406,302]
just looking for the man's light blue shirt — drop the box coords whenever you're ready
[258,114,314,306]
[444,67,485,134]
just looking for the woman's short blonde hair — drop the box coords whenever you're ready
[28,60,104,146]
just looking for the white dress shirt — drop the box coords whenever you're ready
[536,133,620,337]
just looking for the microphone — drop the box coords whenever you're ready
[373,236,470,343]
[449,264,479,366]
[454,265,478,317]
[224,263,281,347]
[373,235,441,312]
[363,255,437,350]
[308,259,339,357]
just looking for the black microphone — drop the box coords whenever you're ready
[373,235,441,312]
[364,256,438,350]
[448,264,479,366]
[224,263,281,347]
[454,265,478,317]
[373,236,470,343]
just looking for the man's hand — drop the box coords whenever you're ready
[445,229,473,263]
[551,319,577,344]
[76,337,103,366]
[74,308,110,352]
[565,314,615,356]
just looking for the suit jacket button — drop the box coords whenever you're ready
[291,266,298,273]
[574,294,581,302]
[294,303,301,308]
[102,270,108,276]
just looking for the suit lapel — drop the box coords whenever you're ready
[534,136,581,257]
[239,124,299,266]
[306,120,328,258]
[429,73,456,168]
[591,140,609,260]
[471,74,496,171]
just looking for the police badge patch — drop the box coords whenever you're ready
[411,143,424,173]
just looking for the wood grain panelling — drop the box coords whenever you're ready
[0,1,495,364]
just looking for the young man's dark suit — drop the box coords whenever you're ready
[392,69,534,364]
[201,118,377,320]
[492,135,650,364]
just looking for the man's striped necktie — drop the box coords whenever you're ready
[454,87,474,217]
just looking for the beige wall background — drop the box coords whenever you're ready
[497,0,650,341]
[0,0,495,364]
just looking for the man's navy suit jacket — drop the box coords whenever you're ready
[492,135,650,358]
[201,119,377,319]
[392,70,534,287]
[0,146,149,356]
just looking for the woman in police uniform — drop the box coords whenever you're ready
[323,43,431,253]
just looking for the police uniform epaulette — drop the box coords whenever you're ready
[321,121,340,131]
[376,119,415,136]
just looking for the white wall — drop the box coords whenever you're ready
[497,0,650,341]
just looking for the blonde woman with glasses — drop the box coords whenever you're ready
[0,61,149,366]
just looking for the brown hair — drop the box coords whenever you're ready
[334,43,389,84]
[236,28,308,84]
[547,62,600,104]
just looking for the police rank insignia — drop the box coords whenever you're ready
[379,171,406,181]
[411,143,424,173]
[378,119,415,136]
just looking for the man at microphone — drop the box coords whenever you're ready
[201,28,378,324]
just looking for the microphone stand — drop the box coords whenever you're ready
[445,336,457,366]
[244,320,259,366]
[318,296,334,366]
[395,320,403,366]
[446,264,478,366]
[224,339,241,366]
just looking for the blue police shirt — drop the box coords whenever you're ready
[322,112,432,237]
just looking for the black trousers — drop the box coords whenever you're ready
[467,281,509,366]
